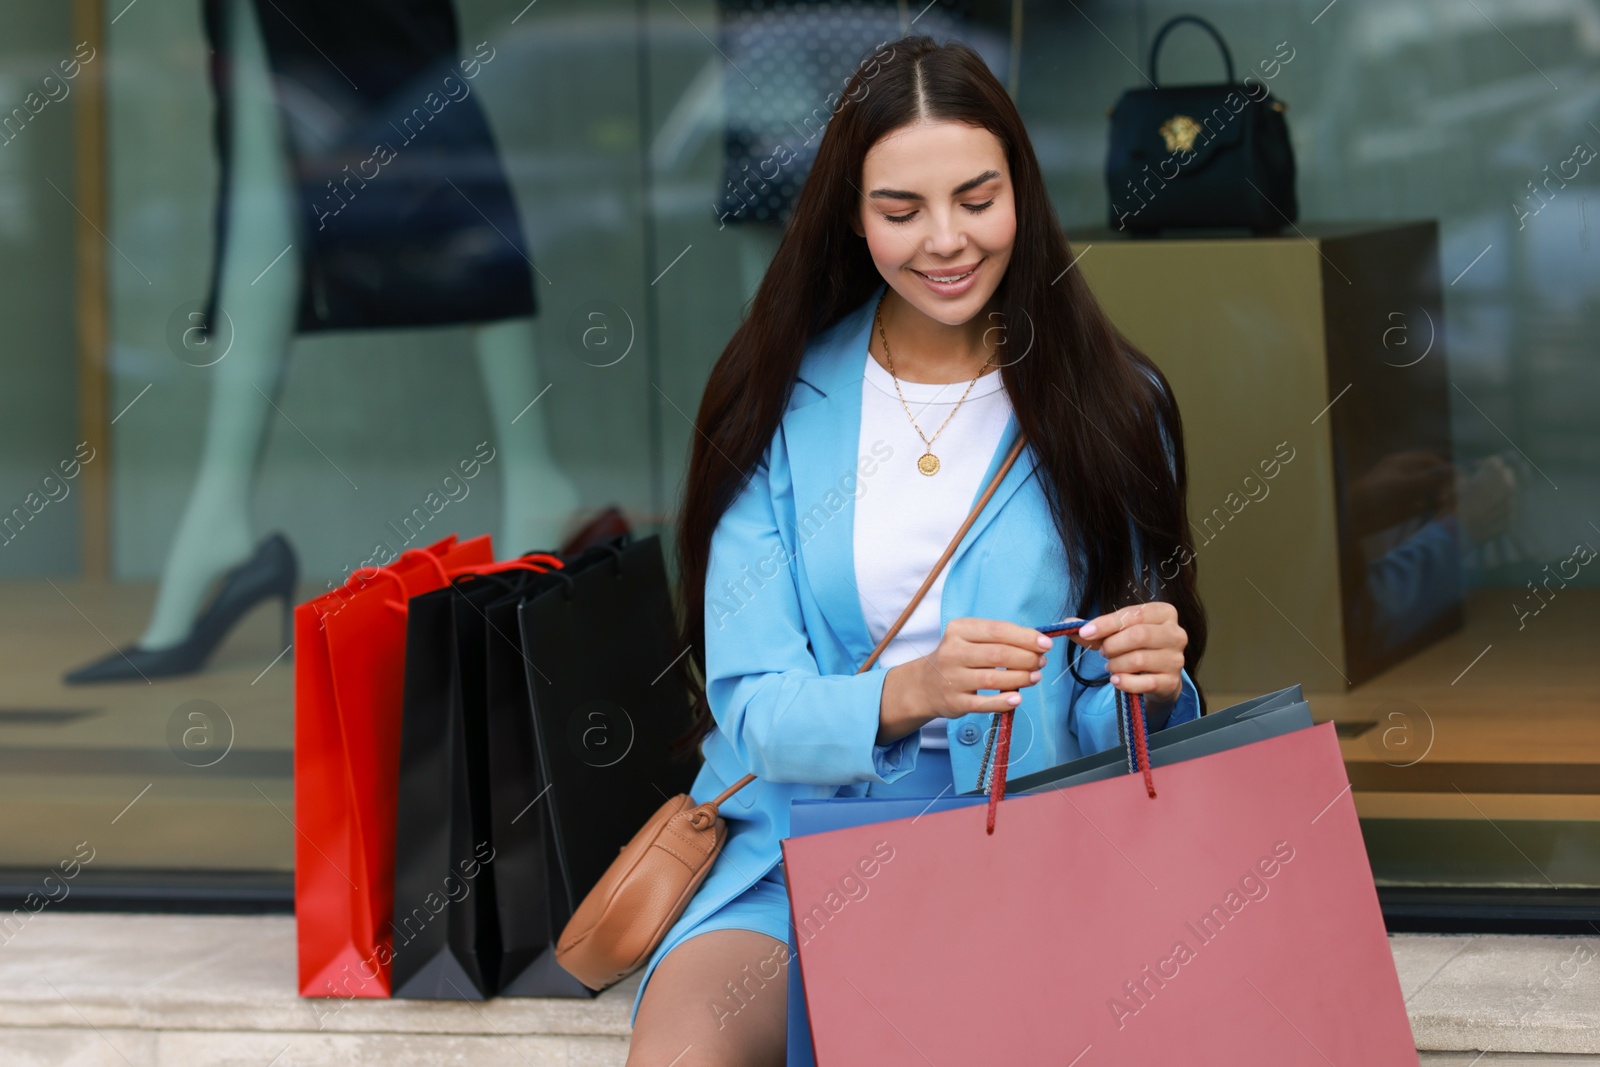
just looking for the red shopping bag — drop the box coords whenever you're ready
[294,533,493,998]
[781,721,1418,1065]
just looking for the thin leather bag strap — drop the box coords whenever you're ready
[712,432,1029,808]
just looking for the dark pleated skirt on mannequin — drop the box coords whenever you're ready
[201,0,535,333]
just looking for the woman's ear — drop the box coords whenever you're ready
[849,208,864,238]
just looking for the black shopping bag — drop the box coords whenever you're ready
[515,534,700,951]
[389,562,557,999]
[482,556,596,997]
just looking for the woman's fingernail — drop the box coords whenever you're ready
[1037,634,1053,649]
[1029,670,1042,683]
[1080,623,1098,638]
[1006,692,1022,706]
[1110,674,1120,686]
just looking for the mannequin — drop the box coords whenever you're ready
[65,0,577,683]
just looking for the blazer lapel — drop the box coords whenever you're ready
[782,289,882,664]
[781,283,1039,666]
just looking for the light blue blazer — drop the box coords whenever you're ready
[631,282,1200,1016]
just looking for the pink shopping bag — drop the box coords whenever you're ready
[781,721,1418,1065]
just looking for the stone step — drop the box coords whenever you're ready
[0,1029,628,1066]
[0,914,1594,1064]
[1,1031,1597,1066]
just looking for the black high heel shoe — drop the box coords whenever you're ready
[63,533,298,685]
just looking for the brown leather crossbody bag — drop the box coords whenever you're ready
[555,435,1028,991]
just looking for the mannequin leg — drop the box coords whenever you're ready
[472,317,579,555]
[139,0,300,649]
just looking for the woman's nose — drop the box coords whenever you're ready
[923,209,968,256]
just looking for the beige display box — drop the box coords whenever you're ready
[1065,221,1461,694]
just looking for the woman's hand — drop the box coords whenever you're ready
[877,618,1051,744]
[1066,602,1187,711]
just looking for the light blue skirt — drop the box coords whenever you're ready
[630,747,955,1021]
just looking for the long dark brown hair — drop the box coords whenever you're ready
[674,34,1207,746]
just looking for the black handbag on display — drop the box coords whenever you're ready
[1105,15,1297,235]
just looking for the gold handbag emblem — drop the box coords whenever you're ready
[1159,114,1202,153]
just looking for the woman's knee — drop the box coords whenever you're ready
[626,930,789,1067]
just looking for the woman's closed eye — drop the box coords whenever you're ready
[883,199,996,224]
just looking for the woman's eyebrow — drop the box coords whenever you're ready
[868,169,1001,201]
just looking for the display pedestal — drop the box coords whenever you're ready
[1065,220,1461,692]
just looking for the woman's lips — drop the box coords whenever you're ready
[911,258,982,297]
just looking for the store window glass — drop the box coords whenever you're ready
[1015,1,1599,909]
[0,0,1593,921]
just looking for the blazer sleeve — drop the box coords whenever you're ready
[702,441,921,786]
[1067,649,1201,758]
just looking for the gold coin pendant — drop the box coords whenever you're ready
[917,453,940,476]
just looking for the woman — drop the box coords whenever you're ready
[629,34,1207,1066]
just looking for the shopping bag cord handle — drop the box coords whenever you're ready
[345,548,452,613]
[980,652,1158,835]
[1121,688,1157,799]
[446,553,566,578]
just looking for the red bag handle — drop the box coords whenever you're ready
[978,669,1157,835]
[362,549,571,613]
[446,552,566,578]
[335,545,567,616]
[337,548,451,613]
[401,547,452,585]
[1119,687,1158,799]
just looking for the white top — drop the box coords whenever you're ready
[853,344,1013,750]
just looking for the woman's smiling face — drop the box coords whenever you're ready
[853,119,1016,327]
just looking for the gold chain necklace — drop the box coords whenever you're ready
[874,295,996,476]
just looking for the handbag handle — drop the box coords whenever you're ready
[705,433,1030,812]
[1148,14,1236,87]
